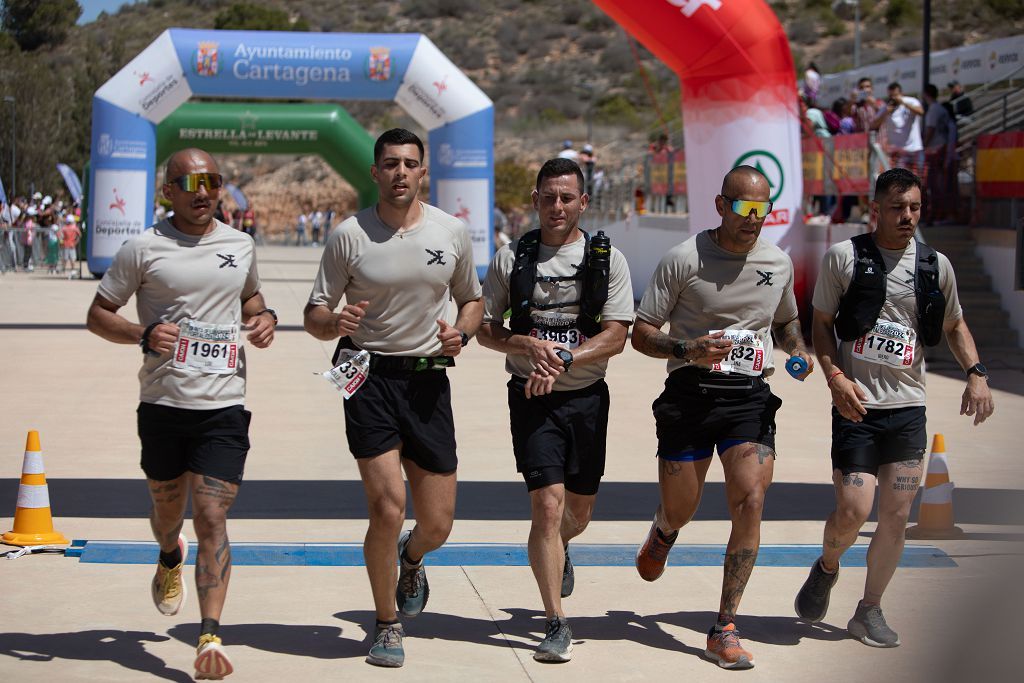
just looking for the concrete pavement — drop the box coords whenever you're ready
[1,244,1022,681]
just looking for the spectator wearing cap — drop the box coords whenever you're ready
[59,213,81,276]
[557,140,579,162]
[579,144,597,196]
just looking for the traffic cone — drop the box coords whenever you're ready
[906,434,964,539]
[2,431,68,547]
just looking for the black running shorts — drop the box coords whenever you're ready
[831,406,927,475]
[343,369,457,474]
[653,368,782,460]
[137,402,251,484]
[508,377,609,496]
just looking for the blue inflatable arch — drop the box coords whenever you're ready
[88,29,494,276]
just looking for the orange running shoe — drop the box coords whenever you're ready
[704,623,754,669]
[635,517,677,581]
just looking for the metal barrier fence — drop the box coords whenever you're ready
[0,227,83,275]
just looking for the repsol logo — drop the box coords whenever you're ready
[961,58,983,70]
[1000,53,1019,64]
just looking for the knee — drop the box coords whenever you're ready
[563,505,592,536]
[415,516,454,547]
[661,502,696,530]
[367,496,405,533]
[731,487,767,520]
[191,505,227,539]
[531,493,564,534]
[877,505,911,531]
[834,502,872,530]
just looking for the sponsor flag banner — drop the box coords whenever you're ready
[649,150,670,196]
[832,133,870,196]
[802,137,825,196]
[56,163,84,204]
[671,149,687,195]
[977,131,1024,198]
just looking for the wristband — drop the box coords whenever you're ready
[255,308,278,325]
[139,322,161,357]
[826,370,845,387]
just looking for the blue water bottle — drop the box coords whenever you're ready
[786,356,808,380]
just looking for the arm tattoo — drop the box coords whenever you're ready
[636,329,678,358]
[720,547,758,622]
[772,318,807,356]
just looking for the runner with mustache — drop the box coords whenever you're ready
[87,147,276,679]
[796,167,993,647]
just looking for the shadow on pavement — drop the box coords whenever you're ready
[0,629,190,681]
[167,623,360,660]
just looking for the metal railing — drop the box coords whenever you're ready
[0,227,82,274]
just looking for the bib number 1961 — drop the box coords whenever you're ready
[172,320,239,374]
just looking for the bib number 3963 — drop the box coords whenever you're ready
[852,321,914,368]
[172,320,239,374]
[710,329,765,376]
[528,311,587,350]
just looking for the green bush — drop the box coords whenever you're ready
[495,159,534,212]
[214,3,309,31]
[595,94,640,127]
[885,0,919,27]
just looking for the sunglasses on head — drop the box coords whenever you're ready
[167,172,224,192]
[721,195,773,219]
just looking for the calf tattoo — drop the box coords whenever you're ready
[720,547,758,623]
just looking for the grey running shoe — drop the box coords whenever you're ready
[366,622,405,667]
[561,547,574,598]
[396,530,429,618]
[534,616,573,662]
[848,602,901,647]
[794,557,840,622]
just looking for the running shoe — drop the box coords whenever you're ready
[366,622,405,667]
[151,532,188,616]
[561,547,574,598]
[194,633,233,680]
[534,616,573,662]
[635,517,677,582]
[848,602,901,647]
[704,623,754,669]
[794,557,840,622]
[396,530,429,618]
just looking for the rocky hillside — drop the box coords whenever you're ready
[1,0,1021,237]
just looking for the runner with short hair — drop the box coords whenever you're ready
[631,165,813,670]
[303,128,483,668]
[87,147,276,679]
[478,157,634,662]
[795,167,993,646]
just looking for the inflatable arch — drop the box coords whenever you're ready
[158,102,377,208]
[88,29,494,276]
[592,0,805,292]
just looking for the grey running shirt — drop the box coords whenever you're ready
[813,238,962,408]
[636,230,799,376]
[483,232,635,391]
[97,219,260,409]
[308,203,482,356]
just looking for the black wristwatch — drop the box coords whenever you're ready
[255,308,278,325]
[671,340,687,359]
[555,348,573,372]
[459,330,470,347]
[139,321,161,357]
[966,362,988,379]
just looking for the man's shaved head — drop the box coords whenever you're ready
[721,165,769,198]
[165,148,218,182]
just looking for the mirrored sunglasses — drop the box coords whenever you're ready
[722,195,773,219]
[168,172,224,192]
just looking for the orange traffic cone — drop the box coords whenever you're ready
[906,434,964,539]
[2,430,68,547]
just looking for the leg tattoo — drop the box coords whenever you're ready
[719,547,758,623]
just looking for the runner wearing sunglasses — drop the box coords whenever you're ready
[631,165,813,670]
[87,147,276,679]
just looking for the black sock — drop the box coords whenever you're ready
[159,546,182,568]
[401,545,421,566]
[376,618,400,630]
[200,618,219,637]
[655,527,678,543]
[715,616,734,629]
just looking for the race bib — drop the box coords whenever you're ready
[710,329,765,377]
[851,321,915,368]
[321,349,371,400]
[172,320,239,374]
[528,311,587,350]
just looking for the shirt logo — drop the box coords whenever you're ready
[425,249,446,266]
[904,268,915,285]
[756,270,774,287]
[217,253,238,268]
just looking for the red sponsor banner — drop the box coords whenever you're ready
[671,149,687,195]
[649,150,670,196]
[977,132,1024,198]
[802,137,824,196]
[832,133,870,195]
[762,208,790,227]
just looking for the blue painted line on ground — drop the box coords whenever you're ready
[68,541,957,568]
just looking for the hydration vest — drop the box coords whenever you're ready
[508,229,608,338]
[834,233,945,347]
